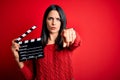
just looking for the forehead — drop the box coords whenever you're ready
[47,10,60,18]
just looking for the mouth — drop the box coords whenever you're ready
[50,27,56,30]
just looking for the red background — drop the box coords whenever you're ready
[0,0,120,80]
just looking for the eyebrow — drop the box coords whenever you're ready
[47,17,60,20]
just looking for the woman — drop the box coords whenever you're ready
[11,4,81,80]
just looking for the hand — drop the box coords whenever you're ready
[11,39,24,68]
[61,28,76,47]
[11,39,20,61]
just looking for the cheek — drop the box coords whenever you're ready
[58,23,61,29]
[57,21,61,27]
[46,21,51,28]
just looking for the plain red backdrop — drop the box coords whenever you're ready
[0,0,120,80]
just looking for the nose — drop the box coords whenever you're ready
[52,19,56,25]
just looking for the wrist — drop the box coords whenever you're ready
[15,59,24,69]
[18,62,24,68]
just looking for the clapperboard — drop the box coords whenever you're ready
[15,26,44,62]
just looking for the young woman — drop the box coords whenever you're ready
[11,4,81,80]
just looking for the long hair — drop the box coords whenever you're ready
[41,4,67,50]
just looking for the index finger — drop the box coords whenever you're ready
[12,38,17,44]
[12,38,20,47]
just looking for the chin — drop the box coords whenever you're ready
[50,31,59,34]
[49,30,59,33]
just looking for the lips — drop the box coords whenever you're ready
[50,27,56,30]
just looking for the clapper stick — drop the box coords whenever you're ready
[15,25,37,43]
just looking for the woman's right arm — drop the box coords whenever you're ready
[11,39,35,80]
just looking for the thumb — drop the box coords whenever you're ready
[63,42,67,48]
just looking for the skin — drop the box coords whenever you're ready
[11,10,76,68]
[46,10,61,44]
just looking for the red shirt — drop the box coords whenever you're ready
[21,33,81,80]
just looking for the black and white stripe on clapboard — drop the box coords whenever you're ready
[18,38,44,62]
[15,25,37,43]
[18,37,41,44]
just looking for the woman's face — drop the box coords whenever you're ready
[46,10,61,34]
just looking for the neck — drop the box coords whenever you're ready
[48,33,58,44]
